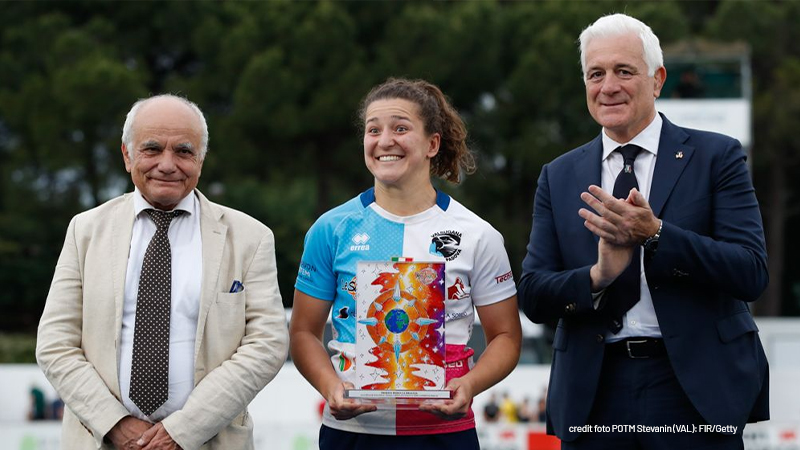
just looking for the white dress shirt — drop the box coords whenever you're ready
[119,189,203,421]
[601,114,663,342]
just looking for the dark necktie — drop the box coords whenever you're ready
[129,209,182,416]
[607,144,642,333]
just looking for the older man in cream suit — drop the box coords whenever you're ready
[36,94,289,450]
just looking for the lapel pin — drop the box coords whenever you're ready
[675,151,684,159]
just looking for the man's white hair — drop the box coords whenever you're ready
[121,94,209,159]
[579,13,664,78]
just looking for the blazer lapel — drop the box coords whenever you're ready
[574,135,604,190]
[111,194,135,396]
[194,190,227,363]
[650,115,694,217]
[112,195,135,346]
[573,136,604,244]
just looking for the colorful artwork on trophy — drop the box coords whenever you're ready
[355,260,446,391]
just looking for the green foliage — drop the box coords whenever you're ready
[1,0,799,334]
[0,333,37,363]
[208,175,318,298]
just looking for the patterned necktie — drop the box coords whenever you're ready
[130,209,182,416]
[607,144,642,333]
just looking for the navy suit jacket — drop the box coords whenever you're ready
[518,114,769,441]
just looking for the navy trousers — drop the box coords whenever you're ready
[562,348,744,450]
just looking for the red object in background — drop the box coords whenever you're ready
[527,430,560,450]
[779,429,797,442]
[498,428,517,440]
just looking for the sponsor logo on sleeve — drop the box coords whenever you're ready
[298,261,316,280]
[494,271,513,284]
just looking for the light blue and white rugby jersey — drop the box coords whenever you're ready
[295,188,516,435]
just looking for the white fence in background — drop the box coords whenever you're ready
[3,363,800,450]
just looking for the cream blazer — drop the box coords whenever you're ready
[36,190,289,449]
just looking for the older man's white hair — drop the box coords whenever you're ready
[121,94,209,159]
[579,13,664,78]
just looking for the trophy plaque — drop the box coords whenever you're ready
[346,259,452,408]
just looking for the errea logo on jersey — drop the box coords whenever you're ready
[350,232,370,251]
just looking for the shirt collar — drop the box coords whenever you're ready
[602,113,663,161]
[133,188,197,217]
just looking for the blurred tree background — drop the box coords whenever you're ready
[1,0,798,346]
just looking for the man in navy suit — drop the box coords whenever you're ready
[518,13,769,449]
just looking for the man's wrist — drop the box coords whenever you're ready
[643,219,662,253]
[589,264,610,292]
